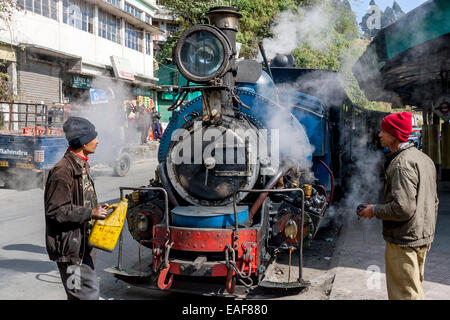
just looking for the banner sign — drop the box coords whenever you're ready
[110,56,135,81]
[72,75,92,88]
[90,88,109,104]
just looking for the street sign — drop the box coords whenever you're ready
[90,88,109,105]
[72,75,92,88]
[434,95,450,121]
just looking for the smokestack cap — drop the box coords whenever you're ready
[206,6,242,31]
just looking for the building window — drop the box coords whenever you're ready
[98,9,121,44]
[18,0,58,20]
[124,2,142,20]
[145,14,151,25]
[125,22,142,51]
[166,23,178,33]
[63,0,94,33]
[105,0,120,8]
[145,32,152,55]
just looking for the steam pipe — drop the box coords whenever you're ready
[159,162,179,207]
[249,159,298,218]
[258,42,274,80]
[318,159,334,204]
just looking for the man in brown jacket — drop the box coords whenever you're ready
[359,111,439,300]
[44,116,108,300]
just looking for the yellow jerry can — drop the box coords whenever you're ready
[88,198,129,252]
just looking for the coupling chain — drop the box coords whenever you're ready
[225,244,253,288]
[164,240,174,268]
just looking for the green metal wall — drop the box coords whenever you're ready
[156,63,201,122]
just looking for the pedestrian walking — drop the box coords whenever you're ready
[358,111,439,300]
[44,116,109,300]
[151,107,162,141]
[137,106,151,144]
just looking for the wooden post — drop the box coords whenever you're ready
[441,120,450,181]
[422,109,429,155]
[430,112,441,176]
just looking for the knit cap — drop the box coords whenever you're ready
[380,111,412,142]
[63,116,98,149]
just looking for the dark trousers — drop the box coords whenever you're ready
[153,123,162,140]
[56,252,99,300]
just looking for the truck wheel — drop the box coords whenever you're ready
[113,153,131,177]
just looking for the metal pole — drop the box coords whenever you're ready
[298,189,305,282]
[117,188,124,271]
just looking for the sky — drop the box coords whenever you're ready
[349,0,430,24]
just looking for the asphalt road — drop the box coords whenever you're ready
[0,159,176,300]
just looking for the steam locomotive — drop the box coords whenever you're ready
[107,6,387,296]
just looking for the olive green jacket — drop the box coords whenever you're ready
[374,143,439,247]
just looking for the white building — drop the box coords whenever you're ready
[0,0,163,105]
[151,1,179,50]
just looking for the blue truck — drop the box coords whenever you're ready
[0,102,68,189]
[0,102,132,190]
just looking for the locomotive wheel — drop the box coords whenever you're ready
[113,153,131,177]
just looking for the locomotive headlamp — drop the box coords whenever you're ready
[174,25,232,83]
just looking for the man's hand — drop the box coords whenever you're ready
[92,206,108,220]
[358,204,375,219]
[101,203,110,209]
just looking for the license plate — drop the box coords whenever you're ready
[0,161,8,167]
[15,162,34,169]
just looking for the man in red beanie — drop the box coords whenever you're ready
[358,111,439,300]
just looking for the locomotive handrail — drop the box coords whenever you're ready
[232,187,306,283]
[116,187,169,271]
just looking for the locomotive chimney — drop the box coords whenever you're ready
[204,6,242,120]
[206,6,242,56]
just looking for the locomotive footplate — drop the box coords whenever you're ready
[258,250,310,290]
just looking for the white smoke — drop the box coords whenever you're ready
[262,5,336,60]
[68,77,142,164]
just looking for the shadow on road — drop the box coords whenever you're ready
[0,259,56,273]
[3,244,47,255]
